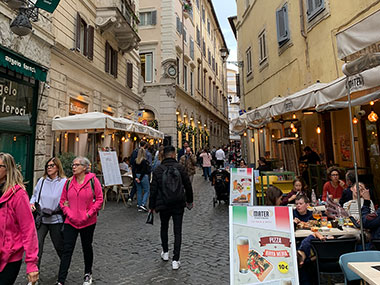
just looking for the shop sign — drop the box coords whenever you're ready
[34,0,61,13]
[0,46,47,82]
[0,79,30,117]
[69,98,88,115]
[346,74,364,92]
[284,99,294,112]
[103,110,113,116]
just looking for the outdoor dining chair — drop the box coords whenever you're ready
[311,237,357,285]
[339,250,380,285]
[372,239,380,250]
[118,175,133,206]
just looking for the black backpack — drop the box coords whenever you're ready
[161,165,185,205]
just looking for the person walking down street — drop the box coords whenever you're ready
[133,148,151,212]
[149,146,193,270]
[177,141,189,161]
[200,149,212,181]
[179,147,197,184]
[0,153,39,285]
[215,146,225,169]
[56,157,103,285]
[30,157,67,270]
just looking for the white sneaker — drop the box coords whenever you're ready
[83,273,92,285]
[172,260,181,270]
[161,251,169,261]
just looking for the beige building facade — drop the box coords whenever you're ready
[234,0,380,198]
[139,0,229,151]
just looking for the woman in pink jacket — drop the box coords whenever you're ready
[0,153,39,284]
[56,157,103,285]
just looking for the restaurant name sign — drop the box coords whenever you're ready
[0,80,28,116]
[0,46,47,82]
[69,98,88,115]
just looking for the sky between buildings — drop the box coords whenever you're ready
[211,0,238,70]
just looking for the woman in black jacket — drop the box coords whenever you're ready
[133,148,151,212]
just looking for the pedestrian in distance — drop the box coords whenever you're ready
[30,157,67,270]
[133,148,151,212]
[199,149,212,181]
[215,146,225,169]
[0,153,39,285]
[177,140,189,161]
[149,146,193,270]
[179,147,197,184]
[56,156,103,285]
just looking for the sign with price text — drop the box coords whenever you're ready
[229,206,299,285]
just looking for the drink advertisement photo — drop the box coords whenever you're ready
[229,206,299,285]
[230,168,255,206]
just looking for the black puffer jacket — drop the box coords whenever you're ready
[149,158,193,212]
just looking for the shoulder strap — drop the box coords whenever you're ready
[65,178,72,192]
[37,178,45,203]
[90,177,95,200]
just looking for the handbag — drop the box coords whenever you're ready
[33,178,45,229]
[146,211,154,225]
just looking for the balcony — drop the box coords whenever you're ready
[95,0,140,53]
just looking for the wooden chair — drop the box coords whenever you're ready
[118,175,133,207]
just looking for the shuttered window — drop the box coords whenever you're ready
[307,0,325,21]
[139,11,157,26]
[105,42,118,78]
[246,47,252,76]
[140,53,153,83]
[190,37,194,60]
[176,16,182,34]
[75,13,94,60]
[196,27,200,46]
[259,30,267,63]
[127,62,133,88]
[276,3,290,47]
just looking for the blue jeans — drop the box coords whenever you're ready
[203,167,211,180]
[136,174,150,206]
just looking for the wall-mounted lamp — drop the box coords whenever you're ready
[316,125,321,134]
[290,122,295,129]
[243,132,247,137]
[64,133,68,139]
[368,110,379,122]
[75,136,79,142]
[250,137,254,143]
[352,116,359,124]
[292,113,296,120]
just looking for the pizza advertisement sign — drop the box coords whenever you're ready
[229,206,299,285]
[230,168,254,206]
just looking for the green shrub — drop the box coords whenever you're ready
[58,152,76,178]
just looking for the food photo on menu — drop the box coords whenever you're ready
[231,168,254,205]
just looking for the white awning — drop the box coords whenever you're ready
[52,112,164,139]
[336,10,380,60]
[230,113,247,133]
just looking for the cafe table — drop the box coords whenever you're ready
[295,227,360,238]
[348,262,380,285]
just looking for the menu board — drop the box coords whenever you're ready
[99,151,122,186]
[230,168,254,206]
[229,206,299,285]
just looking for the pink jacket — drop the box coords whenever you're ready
[0,185,38,274]
[60,173,103,229]
[200,152,212,167]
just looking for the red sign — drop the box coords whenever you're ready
[263,250,290,258]
[259,236,291,247]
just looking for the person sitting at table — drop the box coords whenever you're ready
[293,195,314,224]
[322,167,346,201]
[119,157,130,174]
[343,182,375,221]
[281,177,307,205]
[339,170,356,206]
[265,186,283,206]
[256,157,271,173]
[238,159,247,168]
[361,188,380,243]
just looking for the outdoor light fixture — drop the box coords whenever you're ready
[10,10,32,36]
[352,116,359,124]
[64,133,68,139]
[243,132,247,137]
[176,111,180,115]
[56,137,59,142]
[292,113,296,119]
[75,136,79,142]
[291,127,297,133]
[101,133,105,139]
[198,121,201,124]
[368,110,379,123]
[290,122,295,129]
[128,133,131,138]
[316,125,321,134]
[13,136,17,142]
[370,101,375,106]
[220,47,229,61]
[183,114,187,118]
[271,134,275,138]
[250,137,254,143]
[134,136,137,141]
[190,117,193,120]
[121,136,126,142]
[112,134,115,140]
[260,129,264,133]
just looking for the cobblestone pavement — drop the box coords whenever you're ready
[16,172,230,285]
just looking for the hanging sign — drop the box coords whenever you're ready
[34,0,61,13]
[229,206,299,285]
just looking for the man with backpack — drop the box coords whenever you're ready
[149,146,193,270]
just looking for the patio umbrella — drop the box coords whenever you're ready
[341,52,380,250]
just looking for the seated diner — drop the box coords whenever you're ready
[322,167,346,201]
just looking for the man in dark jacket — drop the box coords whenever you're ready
[177,141,189,161]
[149,146,193,270]
[361,188,380,241]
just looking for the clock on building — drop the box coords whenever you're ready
[167,65,177,78]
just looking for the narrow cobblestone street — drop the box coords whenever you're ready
[16,172,230,285]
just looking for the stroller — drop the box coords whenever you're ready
[211,168,230,207]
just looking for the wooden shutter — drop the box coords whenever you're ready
[105,42,110,73]
[127,62,133,88]
[76,13,81,51]
[83,24,88,56]
[87,25,94,60]
[276,4,289,46]
[113,49,118,78]
[151,11,157,25]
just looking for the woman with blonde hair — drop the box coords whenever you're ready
[0,153,39,284]
[56,156,103,285]
[30,157,67,270]
[133,148,151,212]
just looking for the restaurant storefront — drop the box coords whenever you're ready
[0,45,47,193]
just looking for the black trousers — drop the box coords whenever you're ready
[57,224,96,284]
[0,260,22,285]
[216,160,224,169]
[37,223,64,268]
[159,208,184,261]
